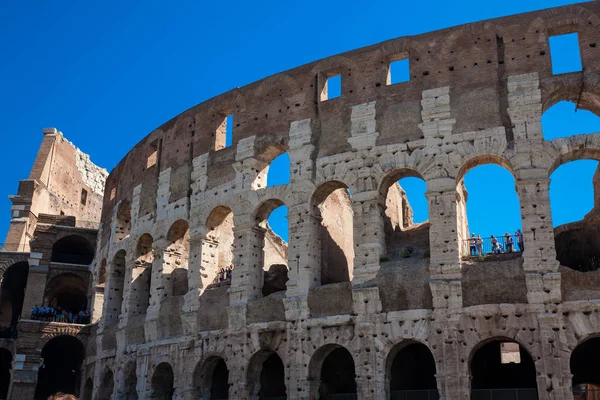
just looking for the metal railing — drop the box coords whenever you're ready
[463,236,524,257]
[471,388,538,400]
[391,389,439,400]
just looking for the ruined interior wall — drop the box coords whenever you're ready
[384,183,404,235]
[263,227,288,270]
[319,188,354,284]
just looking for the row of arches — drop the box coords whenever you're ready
[89,336,600,400]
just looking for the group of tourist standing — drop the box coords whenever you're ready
[468,229,524,256]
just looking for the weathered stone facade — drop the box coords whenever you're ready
[87,3,600,400]
[5,2,600,400]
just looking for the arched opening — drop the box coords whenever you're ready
[470,339,537,400]
[81,378,93,400]
[0,262,29,326]
[457,160,522,259]
[255,200,289,297]
[542,100,600,142]
[0,348,12,400]
[105,250,125,325]
[387,342,438,400]
[205,207,234,285]
[309,345,357,399]
[550,160,600,272]
[151,362,174,400]
[194,357,229,400]
[44,273,88,315]
[97,369,114,400]
[248,351,286,399]
[266,152,291,186]
[51,235,94,265]
[115,201,131,242]
[130,234,153,316]
[379,170,429,262]
[312,181,354,285]
[570,337,600,398]
[165,220,190,296]
[34,335,85,400]
[123,361,138,400]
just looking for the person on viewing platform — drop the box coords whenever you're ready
[491,235,502,254]
[476,234,483,255]
[218,267,225,282]
[516,229,524,252]
[505,233,514,253]
[469,233,477,256]
[226,265,233,280]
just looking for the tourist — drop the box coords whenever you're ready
[516,229,524,252]
[218,267,225,282]
[226,265,233,280]
[476,234,483,255]
[469,233,477,256]
[504,233,513,253]
[491,235,502,254]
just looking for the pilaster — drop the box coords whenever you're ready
[351,191,385,285]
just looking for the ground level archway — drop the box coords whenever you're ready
[34,335,85,400]
[387,341,438,400]
[248,350,286,399]
[470,339,537,400]
[309,344,357,399]
[151,362,174,400]
[194,356,229,399]
[571,337,600,398]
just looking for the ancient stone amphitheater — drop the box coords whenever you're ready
[88,2,600,399]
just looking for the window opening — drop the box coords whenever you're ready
[388,58,410,85]
[549,33,582,74]
[321,74,341,101]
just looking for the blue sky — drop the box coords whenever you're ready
[1,0,598,244]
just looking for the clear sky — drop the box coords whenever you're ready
[1,0,599,244]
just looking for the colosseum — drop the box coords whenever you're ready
[2,1,600,400]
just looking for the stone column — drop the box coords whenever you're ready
[515,174,561,304]
[535,314,573,400]
[227,216,265,330]
[9,352,38,400]
[283,204,321,321]
[182,235,203,334]
[21,252,45,317]
[145,238,169,342]
[90,284,104,324]
[352,191,385,285]
[507,73,543,142]
[426,178,463,309]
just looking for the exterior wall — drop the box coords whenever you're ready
[4,128,107,252]
[89,3,600,399]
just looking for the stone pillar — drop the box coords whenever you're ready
[145,238,169,341]
[9,352,38,400]
[227,216,264,330]
[90,285,104,324]
[352,192,385,285]
[21,252,45,316]
[283,204,321,321]
[182,235,203,334]
[507,73,543,142]
[535,314,573,400]
[515,174,561,304]
[426,178,463,310]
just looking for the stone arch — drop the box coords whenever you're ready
[254,199,289,296]
[34,335,85,400]
[151,362,174,400]
[541,74,600,116]
[311,181,354,285]
[51,235,95,265]
[114,200,131,242]
[104,250,125,325]
[193,356,229,399]
[247,349,286,399]
[570,336,600,395]
[549,135,600,176]
[0,261,28,326]
[0,347,12,400]
[44,272,88,314]
[97,368,114,400]
[203,206,235,286]
[455,155,521,256]
[130,234,153,316]
[385,340,438,400]
[165,220,190,297]
[469,337,538,398]
[308,344,357,399]
[378,168,429,260]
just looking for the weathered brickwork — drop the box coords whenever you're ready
[84,3,600,400]
[4,2,600,400]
